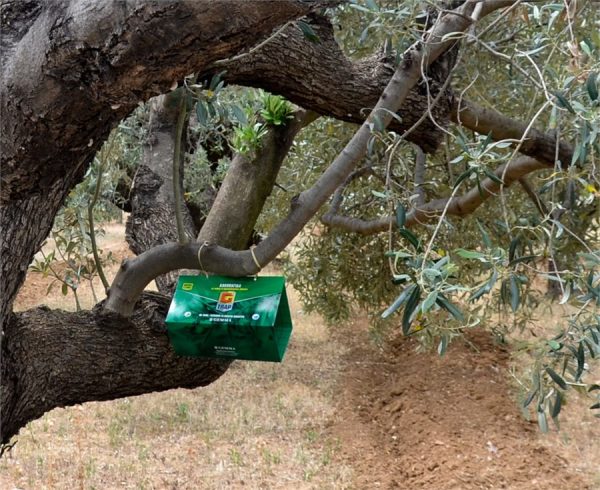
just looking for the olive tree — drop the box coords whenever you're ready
[1,0,598,445]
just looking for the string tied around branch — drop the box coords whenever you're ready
[250,245,262,272]
[198,241,262,277]
[197,241,210,277]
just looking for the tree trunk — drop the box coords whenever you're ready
[0,171,82,333]
[0,0,327,444]
[126,90,197,293]
[0,0,544,444]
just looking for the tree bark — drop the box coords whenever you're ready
[0,171,82,334]
[1,104,314,444]
[126,90,197,293]
[452,98,572,167]
[0,0,576,443]
[198,15,573,167]
[197,111,317,248]
[200,15,454,154]
[2,1,560,329]
[107,109,316,315]
[103,0,486,315]
[0,0,328,444]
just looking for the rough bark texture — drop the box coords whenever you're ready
[0,0,323,326]
[198,16,574,166]
[1,293,230,444]
[107,110,315,316]
[2,97,313,444]
[2,1,322,200]
[201,15,455,154]
[0,168,83,333]
[0,0,570,444]
[126,90,197,292]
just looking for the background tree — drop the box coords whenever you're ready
[1,0,598,445]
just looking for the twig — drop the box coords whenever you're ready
[414,145,427,206]
[172,92,188,245]
[518,177,548,216]
[213,21,293,66]
[88,138,115,293]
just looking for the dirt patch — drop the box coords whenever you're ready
[329,322,593,489]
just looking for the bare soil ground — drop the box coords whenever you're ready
[2,223,598,489]
[329,322,598,489]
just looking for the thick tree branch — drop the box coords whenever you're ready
[0,0,323,328]
[0,0,43,67]
[126,90,197,293]
[196,110,318,247]
[452,98,572,167]
[1,1,330,443]
[2,95,315,445]
[1,1,561,324]
[321,156,547,234]
[198,12,573,167]
[0,0,549,441]
[200,15,455,153]
[1,293,230,444]
[1,1,323,202]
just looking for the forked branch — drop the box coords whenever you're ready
[321,156,547,235]
[104,0,502,316]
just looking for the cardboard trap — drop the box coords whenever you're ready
[165,275,292,362]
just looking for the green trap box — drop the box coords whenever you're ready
[165,275,293,362]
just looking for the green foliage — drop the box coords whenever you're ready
[190,78,294,157]
[30,196,114,310]
[231,122,269,155]
[231,91,293,154]
[260,93,294,126]
[275,1,600,430]
[297,20,321,44]
[332,0,422,59]
[29,122,143,309]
